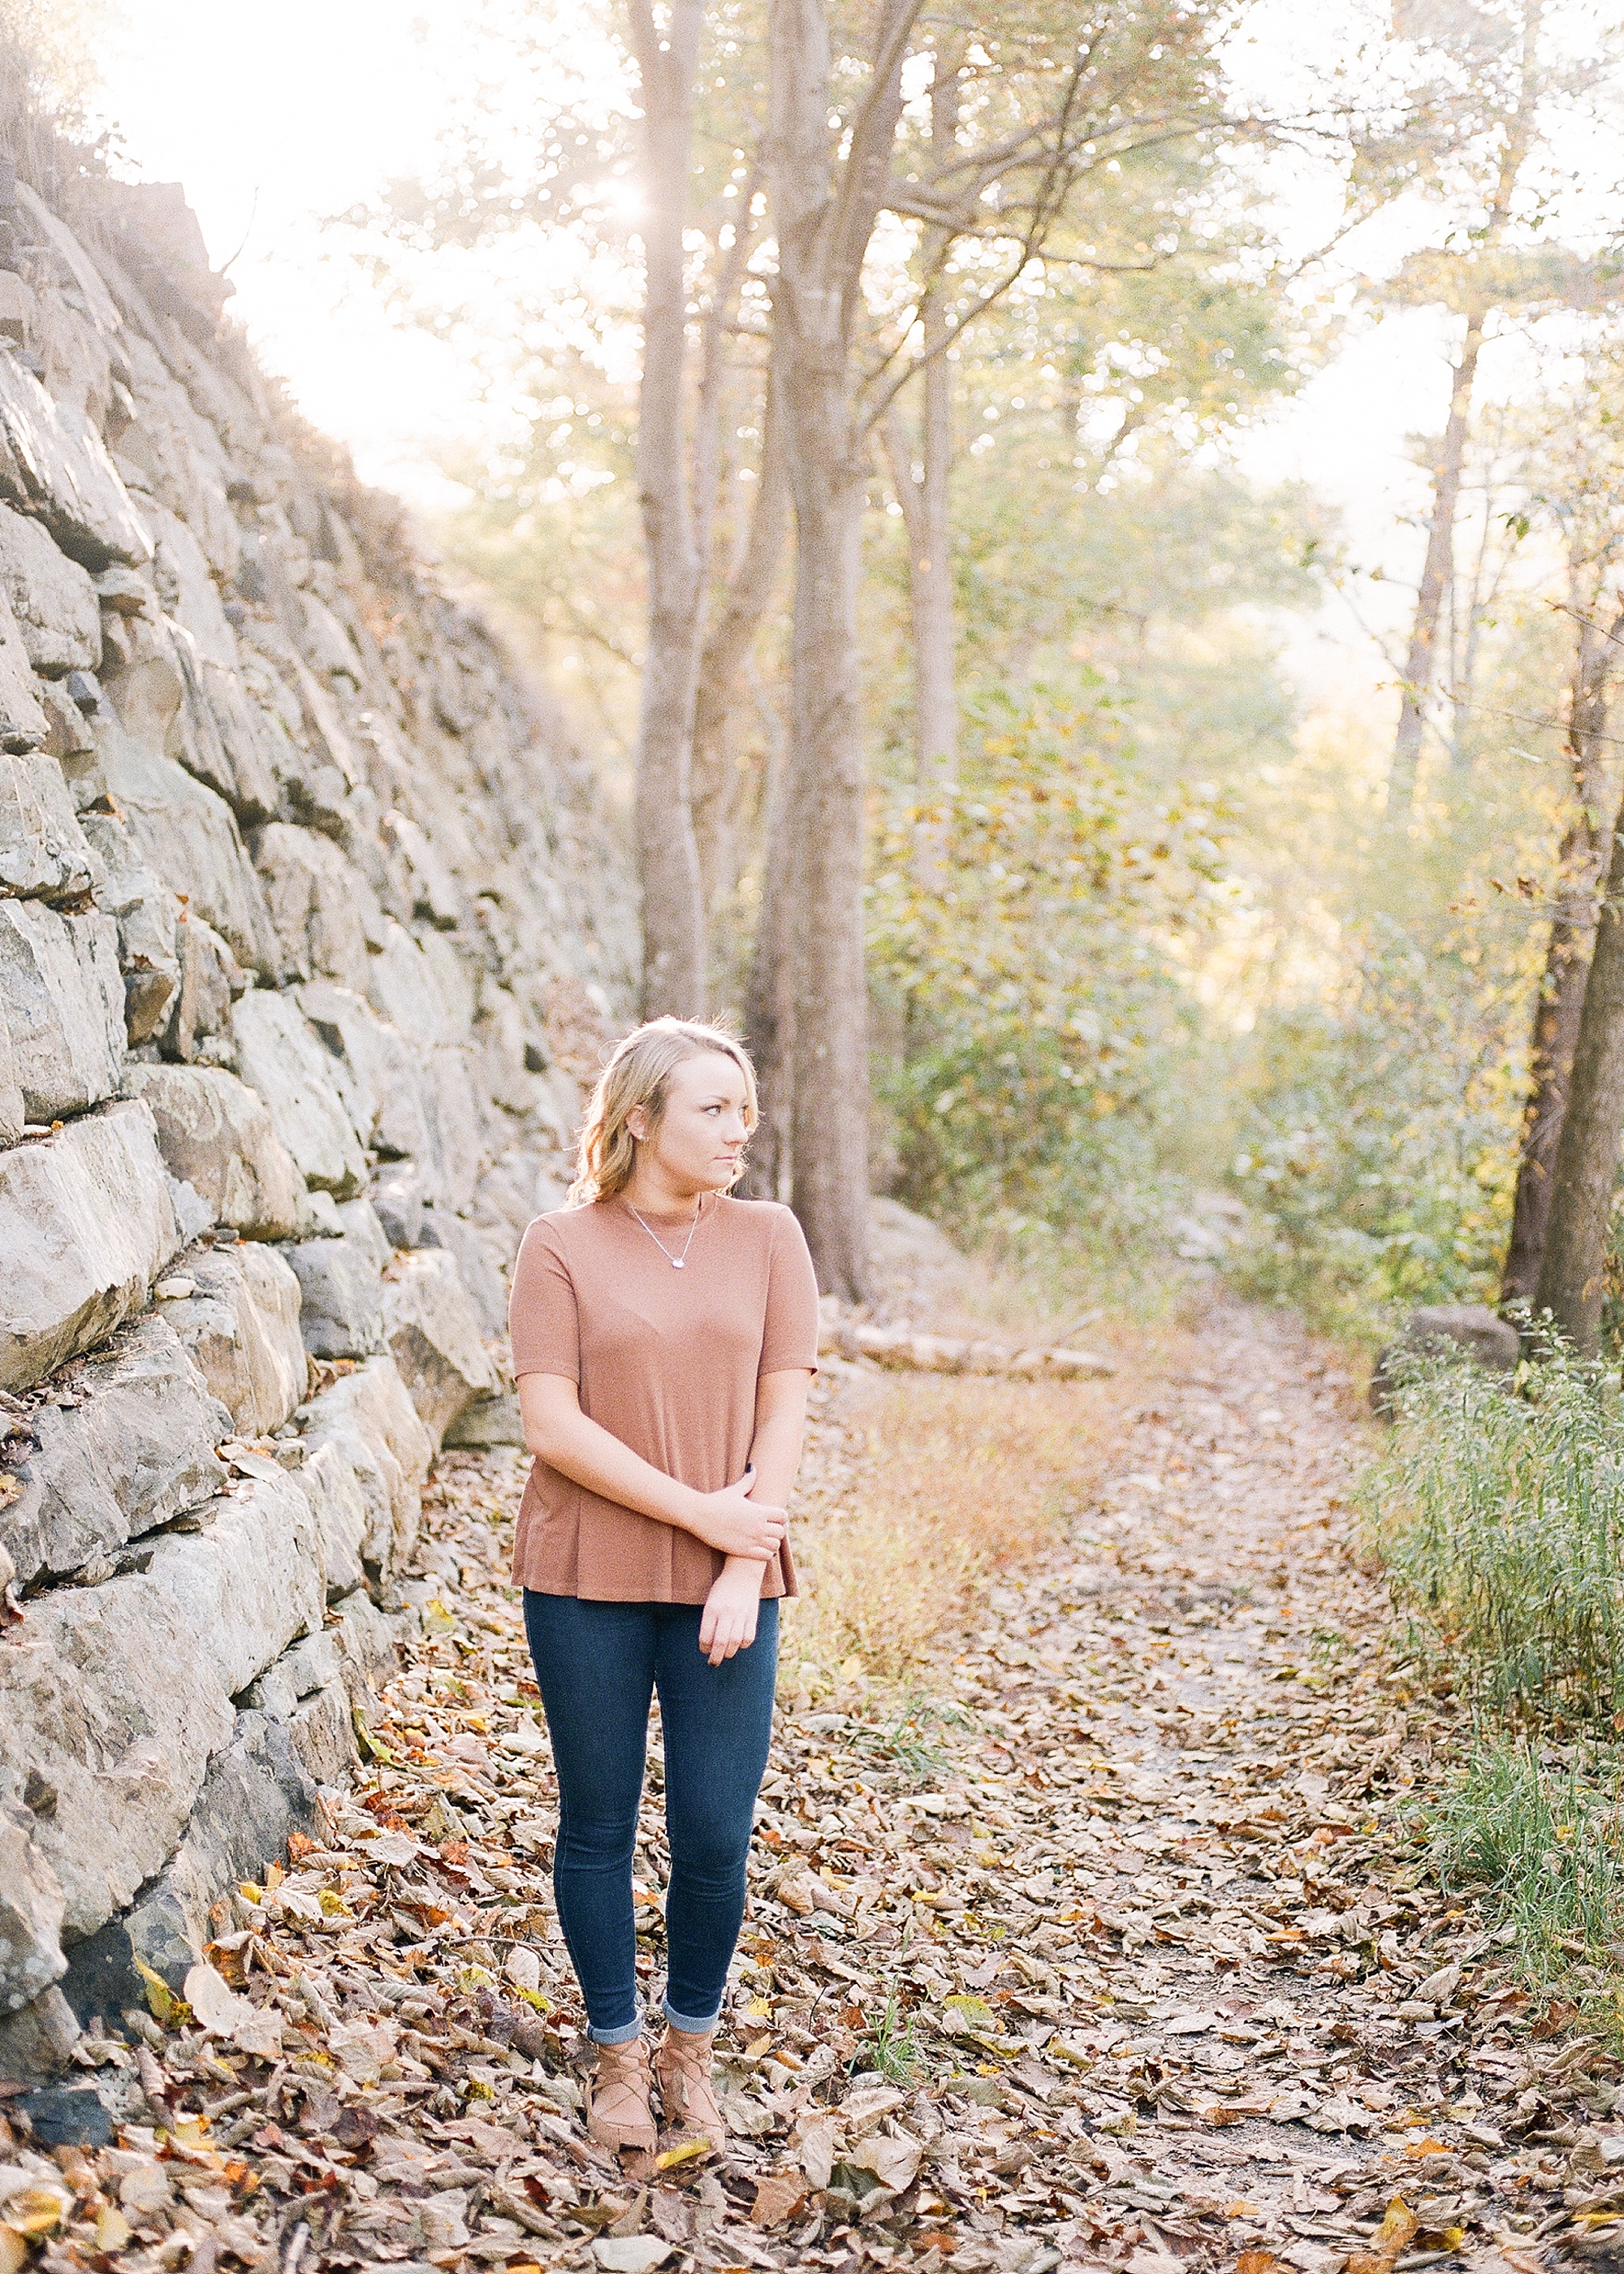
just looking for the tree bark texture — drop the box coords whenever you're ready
[764,0,916,1297]
[1388,2,1541,820]
[1387,309,1485,820]
[1535,783,1624,1355]
[692,364,791,925]
[1502,607,1622,1308]
[912,55,961,791]
[629,0,708,1019]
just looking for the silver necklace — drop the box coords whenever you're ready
[627,1195,704,1269]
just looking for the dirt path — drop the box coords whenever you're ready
[19,1297,1617,2274]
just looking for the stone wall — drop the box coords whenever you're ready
[0,166,635,2077]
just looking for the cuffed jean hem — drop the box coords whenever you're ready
[588,2007,644,2047]
[664,1997,722,2034]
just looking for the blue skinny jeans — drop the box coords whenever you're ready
[521,1591,779,2043]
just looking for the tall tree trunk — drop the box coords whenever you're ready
[876,53,959,796]
[629,0,708,1018]
[1387,307,1485,820]
[1535,780,1624,1355]
[1502,606,1623,1306]
[692,363,790,925]
[1389,0,1540,819]
[783,446,870,1295]
[912,54,961,791]
[741,710,796,1200]
[764,0,913,1298]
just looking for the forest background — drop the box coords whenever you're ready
[68,0,1624,1352]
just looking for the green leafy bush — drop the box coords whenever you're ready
[868,694,1226,1252]
[1225,924,1520,1342]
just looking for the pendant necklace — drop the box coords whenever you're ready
[627,1195,704,1269]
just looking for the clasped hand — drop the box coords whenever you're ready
[687,1464,787,1562]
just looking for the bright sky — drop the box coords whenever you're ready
[94,0,1605,713]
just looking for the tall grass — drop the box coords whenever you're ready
[1364,1346,1624,1725]
[1369,1347,1624,2006]
[1427,1742,1624,1981]
[785,1373,1108,1686]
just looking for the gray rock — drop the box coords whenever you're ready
[336,1195,392,1273]
[443,1391,525,1449]
[158,1239,306,1436]
[0,501,101,676]
[0,1100,182,1392]
[294,1185,342,1238]
[40,693,106,848]
[97,716,278,979]
[231,987,367,1196]
[0,577,48,754]
[60,1709,318,2014]
[365,918,455,1051]
[0,1468,321,1952]
[0,348,153,570]
[421,1207,511,1337]
[296,1357,431,1579]
[0,1807,67,2017]
[421,1042,491,1211]
[295,977,436,1167]
[280,1232,386,1359]
[123,1064,302,1238]
[326,1583,405,1691]
[294,1440,369,1602]
[371,1161,426,1249]
[0,745,94,901]
[241,1628,343,1723]
[162,914,243,1068]
[133,1470,327,1697]
[1370,1303,1523,1414]
[255,823,374,992]
[0,1987,80,2080]
[17,2082,114,2147]
[76,811,179,1048]
[0,999,20,1146]
[286,1678,356,1789]
[0,900,125,1119]
[0,1315,229,1589]
[383,1247,499,1447]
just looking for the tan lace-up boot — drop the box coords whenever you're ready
[585,2033,657,2155]
[655,2024,726,2146]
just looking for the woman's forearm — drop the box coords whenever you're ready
[517,1378,709,1532]
[518,1372,798,1565]
[745,1403,806,1511]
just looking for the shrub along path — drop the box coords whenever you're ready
[13,1299,1622,2273]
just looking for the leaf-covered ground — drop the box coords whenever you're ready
[11,1298,1624,2274]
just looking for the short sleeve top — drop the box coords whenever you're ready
[508,1193,820,1602]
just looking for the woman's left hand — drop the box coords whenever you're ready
[699,1564,762,1665]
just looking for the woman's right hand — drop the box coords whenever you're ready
[685,1467,787,1560]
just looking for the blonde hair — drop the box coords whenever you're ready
[568,1018,758,1204]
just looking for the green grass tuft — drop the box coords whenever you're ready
[1424,1740,1624,1982]
[1363,1342,1624,1726]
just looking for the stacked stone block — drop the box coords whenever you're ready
[0,167,634,2079]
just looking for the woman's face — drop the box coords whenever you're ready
[628,1052,751,1195]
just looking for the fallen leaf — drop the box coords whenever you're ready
[592,2239,674,2272]
[654,2138,713,2172]
[848,2135,922,2193]
[752,2172,810,2227]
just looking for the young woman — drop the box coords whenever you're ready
[508,1017,818,2155]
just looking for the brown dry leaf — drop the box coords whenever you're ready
[750,2172,809,2227]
